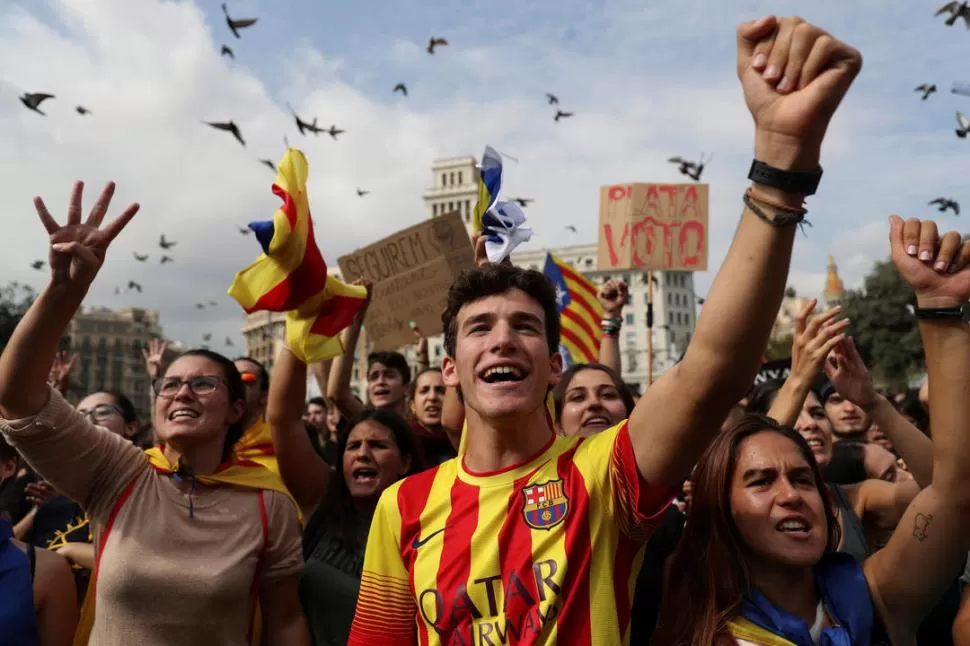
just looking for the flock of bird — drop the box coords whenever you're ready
[14,3,970,350]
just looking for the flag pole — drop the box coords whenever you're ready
[646,270,654,386]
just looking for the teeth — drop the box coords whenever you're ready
[170,410,199,420]
[483,366,523,379]
[806,438,822,448]
[778,520,809,532]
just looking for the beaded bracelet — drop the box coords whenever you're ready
[743,191,811,231]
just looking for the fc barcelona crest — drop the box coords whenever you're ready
[521,479,569,530]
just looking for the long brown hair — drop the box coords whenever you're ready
[653,414,841,646]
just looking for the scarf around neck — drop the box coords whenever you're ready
[727,552,872,646]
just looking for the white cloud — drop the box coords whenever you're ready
[1,0,965,354]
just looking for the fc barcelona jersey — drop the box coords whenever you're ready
[347,420,676,646]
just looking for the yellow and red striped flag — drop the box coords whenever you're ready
[542,253,604,366]
[228,149,367,363]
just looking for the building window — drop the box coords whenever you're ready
[625,313,634,325]
[585,258,593,268]
[668,312,673,326]
[441,172,446,187]
[449,172,455,185]
[625,332,636,346]
[435,346,442,358]
[667,293,672,305]
[448,201,454,212]
[458,171,463,185]
[626,353,638,371]
[465,200,470,216]
[433,203,438,216]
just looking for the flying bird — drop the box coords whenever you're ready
[511,198,533,207]
[19,93,54,115]
[203,120,245,146]
[237,226,252,235]
[133,252,149,262]
[326,125,344,140]
[930,198,960,214]
[565,225,578,233]
[203,333,212,342]
[915,84,937,100]
[393,83,408,96]
[286,103,324,135]
[259,159,275,171]
[546,93,559,105]
[554,110,573,122]
[196,303,205,309]
[209,301,218,307]
[356,188,370,197]
[160,255,173,264]
[159,235,176,249]
[957,111,970,138]
[128,281,142,293]
[427,37,448,54]
[221,45,235,59]
[76,105,91,115]
[30,260,44,270]
[222,3,258,38]
[668,154,710,181]
[936,1,970,27]
[225,337,234,347]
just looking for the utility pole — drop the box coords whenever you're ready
[646,271,654,386]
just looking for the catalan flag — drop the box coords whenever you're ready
[543,253,604,366]
[228,149,368,363]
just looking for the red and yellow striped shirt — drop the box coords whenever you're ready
[347,420,676,645]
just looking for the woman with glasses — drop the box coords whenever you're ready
[0,181,310,645]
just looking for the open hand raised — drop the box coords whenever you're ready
[35,181,140,292]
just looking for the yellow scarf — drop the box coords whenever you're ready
[233,419,282,476]
[73,446,300,646]
[727,617,798,646]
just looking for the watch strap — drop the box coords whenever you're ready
[913,305,969,321]
[748,159,823,196]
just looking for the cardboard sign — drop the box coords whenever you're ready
[597,183,708,272]
[338,211,475,351]
[754,357,792,385]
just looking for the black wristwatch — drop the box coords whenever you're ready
[748,159,823,196]
[913,304,970,322]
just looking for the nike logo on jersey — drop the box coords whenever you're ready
[412,526,447,549]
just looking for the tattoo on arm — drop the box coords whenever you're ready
[912,512,933,542]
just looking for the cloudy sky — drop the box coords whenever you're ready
[1,0,968,349]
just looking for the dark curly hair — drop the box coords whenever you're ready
[441,264,560,358]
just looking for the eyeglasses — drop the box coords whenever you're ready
[152,376,225,398]
[77,404,123,421]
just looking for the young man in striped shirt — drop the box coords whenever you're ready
[348,14,861,645]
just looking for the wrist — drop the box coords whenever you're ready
[915,294,965,309]
[754,131,821,173]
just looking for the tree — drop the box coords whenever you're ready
[764,333,793,360]
[840,260,922,390]
[0,282,37,355]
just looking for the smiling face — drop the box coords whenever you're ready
[442,287,562,422]
[824,392,871,441]
[793,391,834,469]
[558,368,628,437]
[367,362,406,409]
[153,355,245,450]
[342,420,410,501]
[730,431,829,570]
[410,370,445,427]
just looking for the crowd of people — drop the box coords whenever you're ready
[3,14,970,646]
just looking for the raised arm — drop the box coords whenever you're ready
[628,16,863,487]
[0,182,146,515]
[326,282,371,419]
[596,279,627,374]
[766,300,847,425]
[865,217,970,641]
[266,346,331,512]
